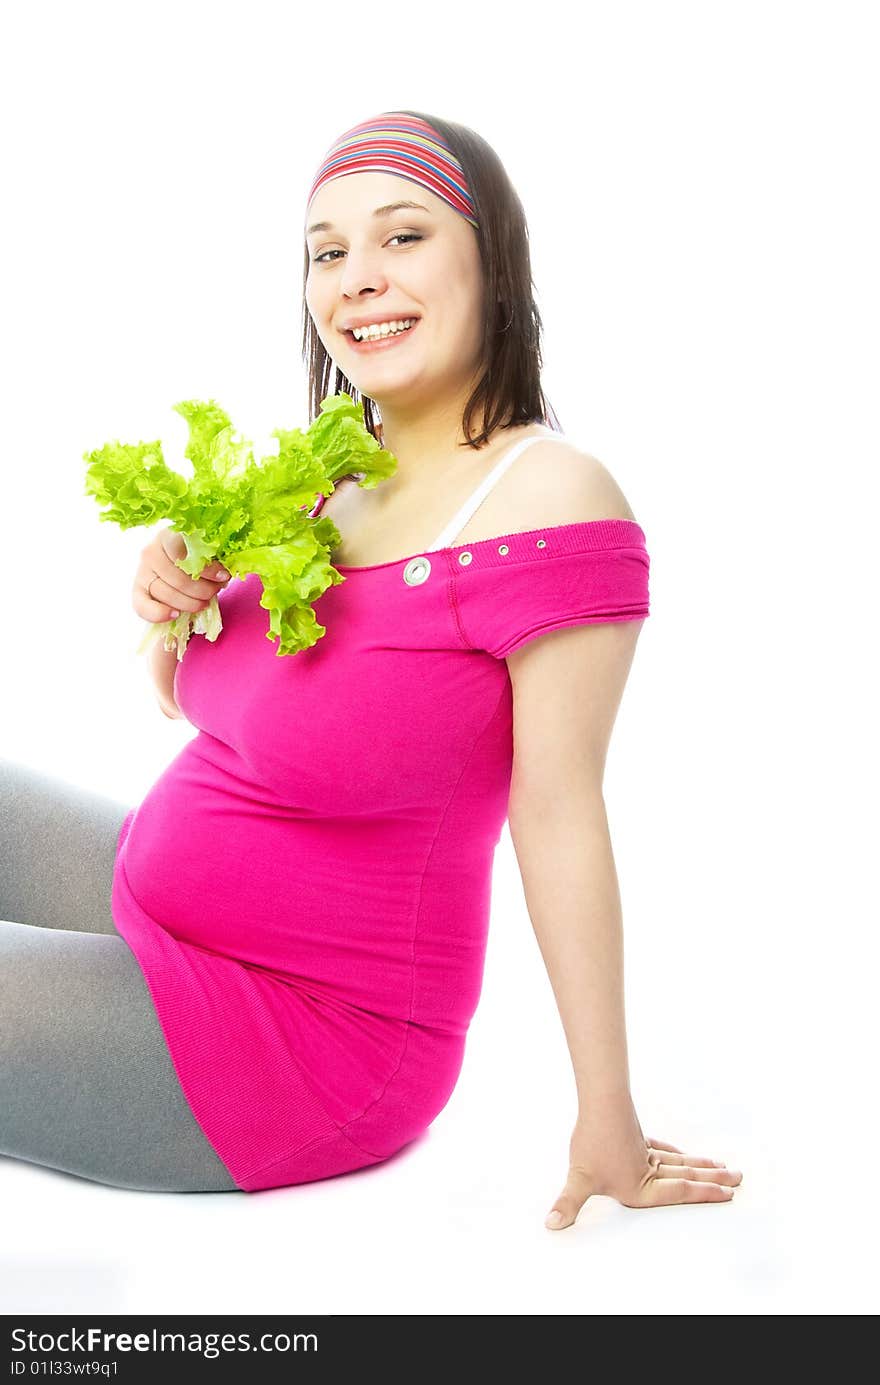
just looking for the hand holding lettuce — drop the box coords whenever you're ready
[84,393,396,658]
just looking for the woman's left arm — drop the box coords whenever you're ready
[506,618,742,1229]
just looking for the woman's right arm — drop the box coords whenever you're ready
[149,638,183,719]
[134,527,230,719]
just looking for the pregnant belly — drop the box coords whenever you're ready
[121,739,492,1038]
[120,746,431,1019]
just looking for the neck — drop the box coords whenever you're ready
[371,385,507,493]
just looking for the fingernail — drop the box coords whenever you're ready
[215,567,230,580]
[545,1210,564,1228]
[169,610,180,619]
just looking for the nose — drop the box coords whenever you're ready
[338,247,390,300]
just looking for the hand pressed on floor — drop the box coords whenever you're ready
[544,1092,743,1229]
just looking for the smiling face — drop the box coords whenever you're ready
[304,171,486,417]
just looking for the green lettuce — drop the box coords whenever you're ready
[84,393,397,658]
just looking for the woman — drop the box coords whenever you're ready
[0,111,741,1224]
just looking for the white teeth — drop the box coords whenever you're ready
[352,318,415,341]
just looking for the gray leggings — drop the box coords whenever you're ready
[0,757,240,1194]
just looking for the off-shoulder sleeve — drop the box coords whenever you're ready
[451,519,650,659]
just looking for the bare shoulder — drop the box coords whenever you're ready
[506,434,639,527]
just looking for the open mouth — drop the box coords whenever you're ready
[344,319,420,348]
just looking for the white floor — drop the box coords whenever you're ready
[0,1071,782,1318]
[0,896,867,1316]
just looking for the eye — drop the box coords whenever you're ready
[311,233,423,265]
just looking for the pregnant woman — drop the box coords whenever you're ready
[0,110,741,1225]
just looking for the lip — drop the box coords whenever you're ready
[342,319,420,352]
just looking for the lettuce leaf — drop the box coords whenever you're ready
[83,392,396,658]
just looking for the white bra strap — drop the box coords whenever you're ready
[426,433,570,551]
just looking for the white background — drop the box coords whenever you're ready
[1,0,877,1315]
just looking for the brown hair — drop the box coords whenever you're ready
[301,108,562,450]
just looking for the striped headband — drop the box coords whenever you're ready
[306,113,479,230]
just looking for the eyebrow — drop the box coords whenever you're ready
[306,200,432,236]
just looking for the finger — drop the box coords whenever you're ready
[158,526,187,564]
[157,531,230,589]
[545,1169,592,1230]
[139,552,226,620]
[647,1137,726,1168]
[133,569,183,623]
[198,560,232,584]
[653,1162,742,1186]
[132,573,182,623]
[152,547,229,603]
[140,572,205,618]
[648,1148,727,1169]
[639,1176,736,1208]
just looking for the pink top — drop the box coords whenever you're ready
[110,435,651,1192]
